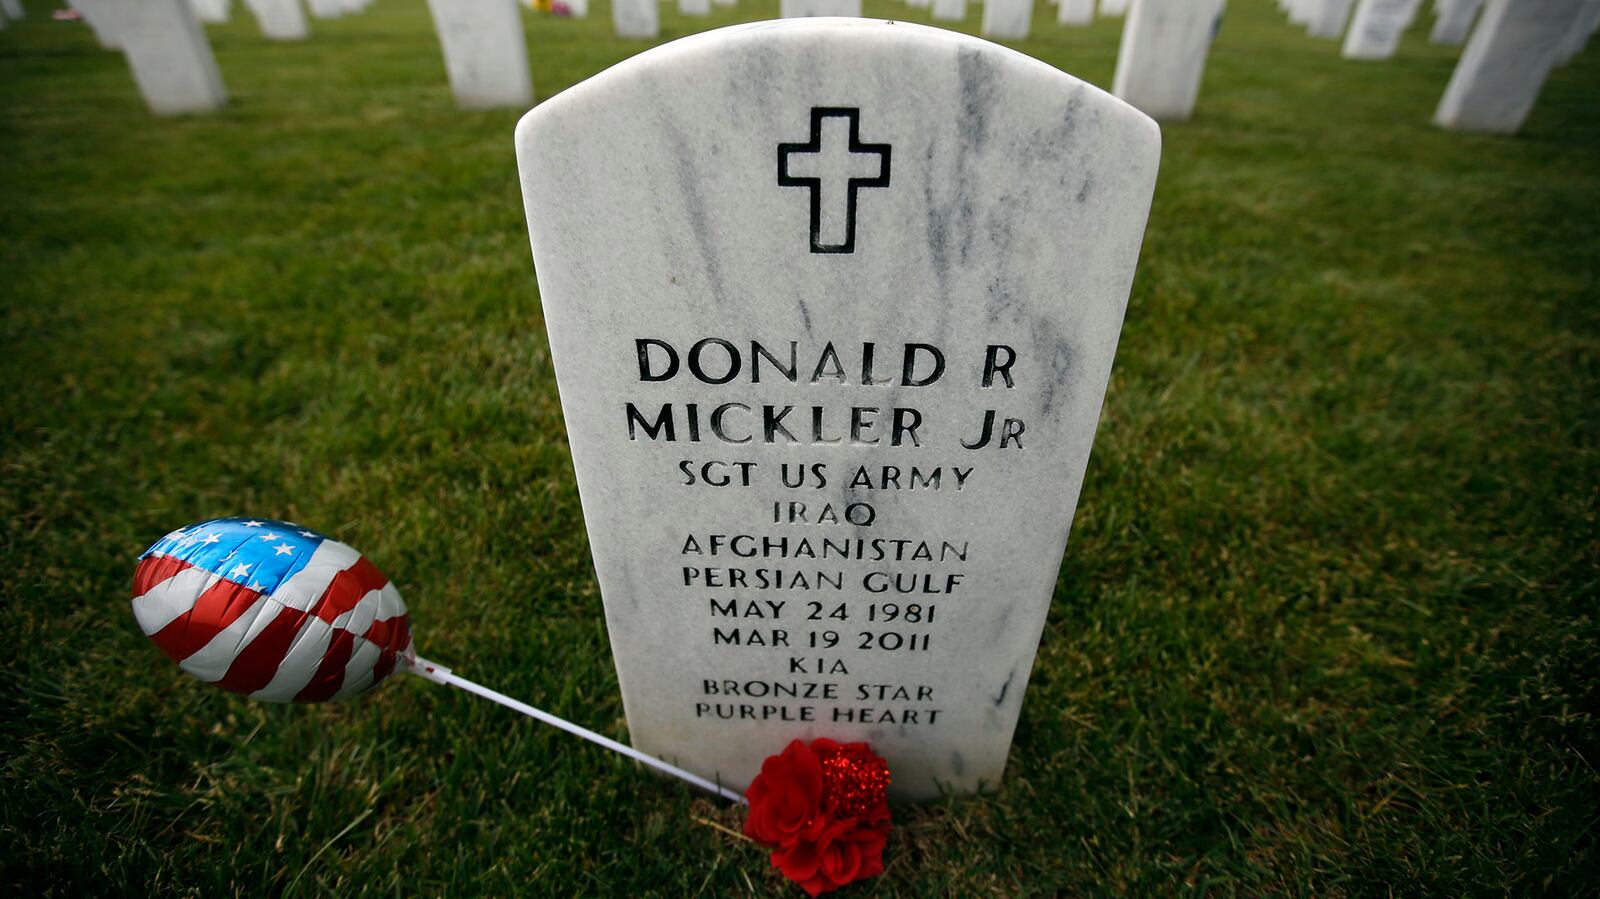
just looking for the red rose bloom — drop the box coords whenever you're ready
[744,739,891,896]
[745,739,827,847]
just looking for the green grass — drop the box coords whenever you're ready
[3,0,1598,894]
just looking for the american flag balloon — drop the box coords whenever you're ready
[132,518,415,702]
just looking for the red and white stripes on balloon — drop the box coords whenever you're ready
[132,537,413,703]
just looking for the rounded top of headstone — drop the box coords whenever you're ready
[516,18,1159,150]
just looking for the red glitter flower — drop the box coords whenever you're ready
[744,738,891,896]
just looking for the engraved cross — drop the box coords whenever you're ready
[778,107,892,254]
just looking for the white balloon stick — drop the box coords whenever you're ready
[410,657,747,805]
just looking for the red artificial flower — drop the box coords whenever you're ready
[744,738,892,896]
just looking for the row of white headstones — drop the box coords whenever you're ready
[25,0,1600,134]
[1281,0,1600,132]
[1098,0,1599,131]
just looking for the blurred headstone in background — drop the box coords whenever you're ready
[983,0,1035,40]
[114,0,229,115]
[1343,0,1421,60]
[244,0,310,40]
[1114,0,1224,122]
[614,0,659,38]
[426,0,533,109]
[1434,0,1585,133]
[1429,0,1482,45]
[1059,0,1095,26]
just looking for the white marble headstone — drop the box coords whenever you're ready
[781,0,864,17]
[680,0,712,15]
[72,0,122,48]
[1113,0,1222,122]
[1101,0,1129,15]
[1555,0,1600,63]
[190,0,232,23]
[112,0,229,115]
[304,0,343,18]
[931,0,967,22]
[1342,0,1421,59]
[244,0,309,40]
[1058,0,1095,26]
[613,0,658,38]
[1434,0,1584,133]
[0,0,23,18]
[425,0,532,110]
[1307,0,1355,37]
[1429,0,1482,44]
[982,0,1035,40]
[515,19,1160,800]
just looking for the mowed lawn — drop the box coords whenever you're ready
[2,0,1597,895]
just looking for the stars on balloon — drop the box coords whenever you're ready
[274,543,294,556]
[259,532,281,542]
[229,562,251,579]
[199,532,221,545]
[244,521,263,528]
